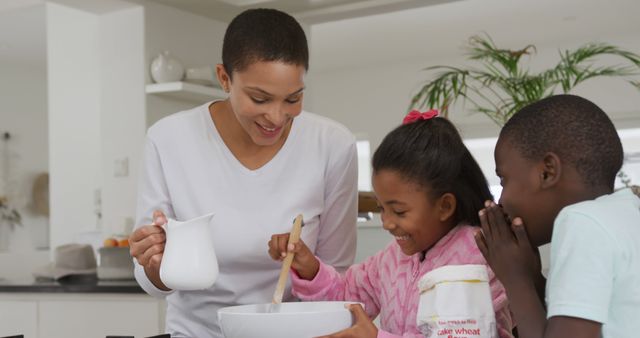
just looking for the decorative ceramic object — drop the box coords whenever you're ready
[185,65,217,87]
[150,50,184,83]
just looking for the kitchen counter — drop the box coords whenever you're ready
[0,275,144,293]
[0,281,164,338]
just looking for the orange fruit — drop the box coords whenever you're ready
[103,238,118,247]
[117,238,129,247]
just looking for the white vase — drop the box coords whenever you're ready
[150,50,184,83]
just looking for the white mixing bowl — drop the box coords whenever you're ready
[218,301,357,338]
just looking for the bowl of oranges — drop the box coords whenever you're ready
[97,236,134,280]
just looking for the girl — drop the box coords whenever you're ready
[269,110,514,338]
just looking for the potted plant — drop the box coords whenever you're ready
[409,35,640,126]
[409,35,640,195]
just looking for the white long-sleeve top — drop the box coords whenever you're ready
[133,102,358,338]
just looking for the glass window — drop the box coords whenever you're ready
[356,139,372,191]
[617,128,640,189]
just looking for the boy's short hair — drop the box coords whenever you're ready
[222,8,308,77]
[501,94,623,188]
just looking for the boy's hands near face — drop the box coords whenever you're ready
[474,201,541,288]
[476,201,551,338]
[314,304,377,338]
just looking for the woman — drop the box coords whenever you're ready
[129,8,358,338]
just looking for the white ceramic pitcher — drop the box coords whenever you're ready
[159,212,218,290]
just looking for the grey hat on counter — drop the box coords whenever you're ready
[33,243,97,280]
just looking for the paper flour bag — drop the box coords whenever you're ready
[416,264,497,338]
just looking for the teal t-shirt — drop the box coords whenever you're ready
[546,188,640,337]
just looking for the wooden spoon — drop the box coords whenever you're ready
[272,214,304,304]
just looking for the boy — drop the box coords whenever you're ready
[475,94,640,338]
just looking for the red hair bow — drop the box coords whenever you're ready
[402,109,439,125]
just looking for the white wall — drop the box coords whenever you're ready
[0,61,49,251]
[0,250,49,279]
[47,1,146,249]
[45,1,223,249]
[47,2,103,249]
[308,32,640,152]
[99,6,146,236]
[144,2,228,126]
[0,4,48,279]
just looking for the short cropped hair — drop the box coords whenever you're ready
[222,8,308,77]
[500,94,623,188]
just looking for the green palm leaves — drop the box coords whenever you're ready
[410,35,640,126]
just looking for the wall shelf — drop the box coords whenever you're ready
[145,81,226,102]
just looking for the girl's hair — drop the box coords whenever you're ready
[372,117,492,226]
[222,8,309,78]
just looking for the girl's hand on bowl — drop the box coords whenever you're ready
[314,303,377,338]
[268,234,319,280]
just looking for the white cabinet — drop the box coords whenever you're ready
[0,300,38,337]
[0,293,165,338]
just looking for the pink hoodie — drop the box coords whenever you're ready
[292,225,514,338]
